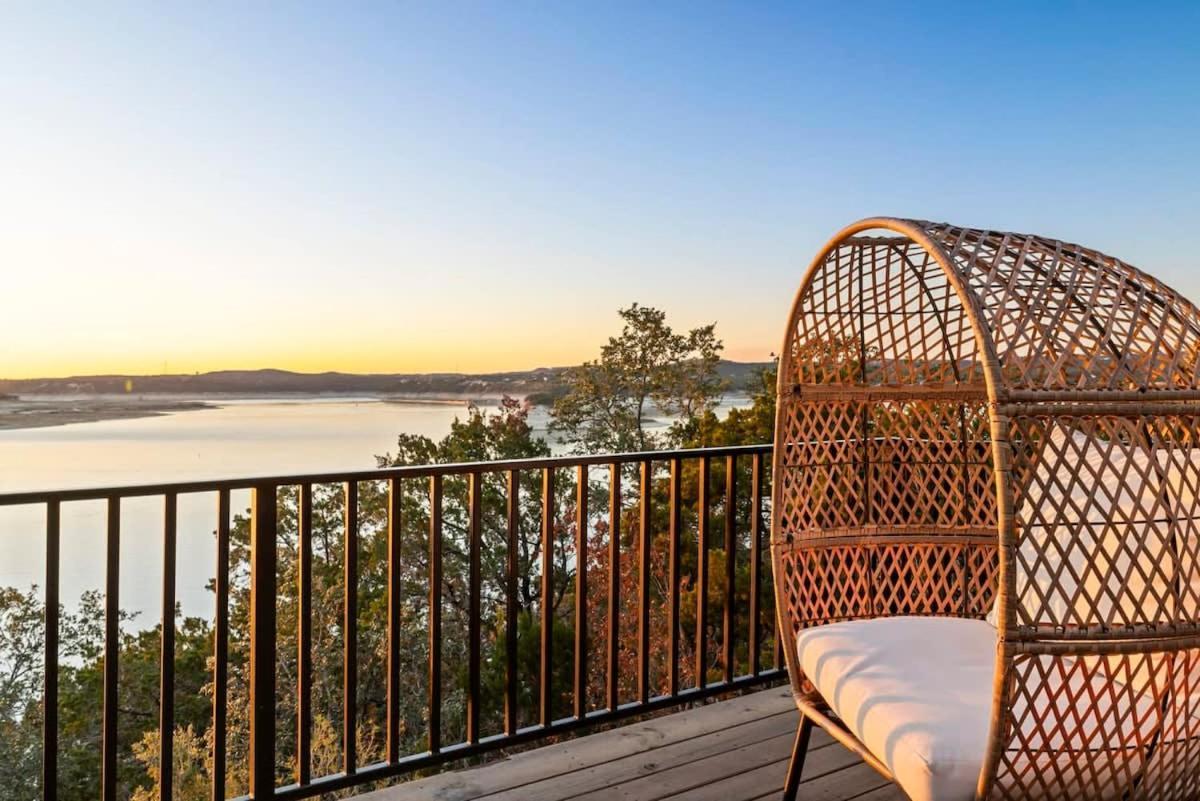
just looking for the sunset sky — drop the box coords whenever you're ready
[2,2,1198,379]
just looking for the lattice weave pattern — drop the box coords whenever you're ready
[772,218,1200,800]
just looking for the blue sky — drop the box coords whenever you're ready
[2,2,1198,376]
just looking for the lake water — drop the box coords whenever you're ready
[0,396,747,620]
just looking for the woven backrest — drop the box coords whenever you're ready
[1006,423,1192,631]
[773,218,1200,799]
[918,225,1200,392]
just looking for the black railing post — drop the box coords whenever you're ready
[212,490,230,801]
[43,501,59,801]
[386,478,402,764]
[668,458,682,696]
[101,498,120,801]
[343,482,358,775]
[607,464,621,711]
[160,493,177,801]
[428,475,443,754]
[539,467,555,726]
[467,472,482,743]
[637,460,651,703]
[505,470,520,734]
[297,484,313,786]
[696,457,710,689]
[249,485,277,801]
[749,453,763,676]
[574,465,588,719]
[723,456,737,684]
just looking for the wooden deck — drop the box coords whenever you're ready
[357,687,906,801]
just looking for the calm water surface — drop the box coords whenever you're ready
[0,396,746,619]
[0,398,513,619]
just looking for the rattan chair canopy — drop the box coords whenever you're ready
[771,217,1200,800]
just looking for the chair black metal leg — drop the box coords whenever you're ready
[783,713,814,801]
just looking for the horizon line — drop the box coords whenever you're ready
[0,357,776,385]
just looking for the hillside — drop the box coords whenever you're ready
[0,361,773,399]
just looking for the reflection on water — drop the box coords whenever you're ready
[0,397,514,492]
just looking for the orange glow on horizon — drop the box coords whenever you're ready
[2,335,775,381]
[5,351,775,383]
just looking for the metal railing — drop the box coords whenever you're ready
[8,443,784,801]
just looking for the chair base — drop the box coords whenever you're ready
[782,713,814,801]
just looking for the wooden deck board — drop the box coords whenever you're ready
[356,687,903,801]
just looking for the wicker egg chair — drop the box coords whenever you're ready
[772,218,1200,801]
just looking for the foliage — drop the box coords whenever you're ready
[550,304,726,453]
[686,360,777,449]
[0,308,787,800]
[0,585,44,801]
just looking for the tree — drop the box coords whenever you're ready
[0,397,573,801]
[376,396,580,732]
[2,340,792,799]
[550,304,727,453]
[0,586,44,801]
[686,360,777,449]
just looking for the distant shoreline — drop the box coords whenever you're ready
[0,361,769,399]
[0,393,480,432]
[0,398,217,431]
[380,396,472,407]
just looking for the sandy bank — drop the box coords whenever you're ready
[0,398,216,431]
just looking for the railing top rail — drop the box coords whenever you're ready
[0,442,772,506]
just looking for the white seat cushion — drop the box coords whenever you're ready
[796,616,995,801]
[797,616,1171,801]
